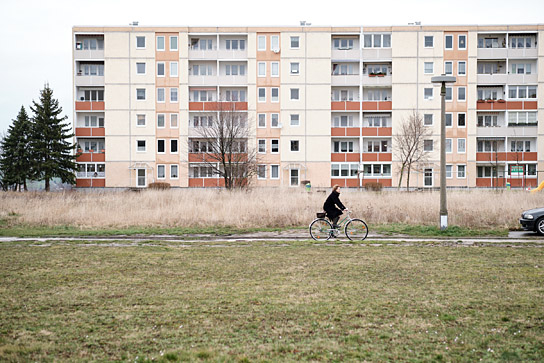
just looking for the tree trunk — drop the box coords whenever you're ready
[397,164,405,189]
[23,179,27,191]
[406,165,411,191]
[45,178,50,192]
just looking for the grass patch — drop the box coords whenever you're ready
[374,223,509,237]
[0,243,542,361]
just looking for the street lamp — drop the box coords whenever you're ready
[431,75,456,230]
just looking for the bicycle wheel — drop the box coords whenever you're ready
[345,219,369,241]
[309,218,333,241]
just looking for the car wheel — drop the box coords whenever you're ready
[536,218,544,236]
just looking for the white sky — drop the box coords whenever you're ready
[1,0,543,134]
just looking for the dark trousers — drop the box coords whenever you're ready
[331,216,340,226]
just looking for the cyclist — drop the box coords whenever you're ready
[323,184,347,229]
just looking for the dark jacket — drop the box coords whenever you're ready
[323,191,345,220]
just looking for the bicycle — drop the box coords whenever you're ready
[309,210,368,241]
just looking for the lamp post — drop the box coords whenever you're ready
[431,75,456,230]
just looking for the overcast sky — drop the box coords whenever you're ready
[1,0,543,134]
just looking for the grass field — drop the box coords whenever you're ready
[1,240,543,361]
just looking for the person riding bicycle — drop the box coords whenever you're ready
[323,184,348,229]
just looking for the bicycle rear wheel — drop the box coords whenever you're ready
[345,219,369,241]
[309,218,333,241]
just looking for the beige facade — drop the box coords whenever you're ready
[73,24,544,189]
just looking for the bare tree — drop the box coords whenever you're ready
[394,110,433,190]
[188,101,258,189]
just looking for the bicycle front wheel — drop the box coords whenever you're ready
[345,219,369,241]
[309,218,333,241]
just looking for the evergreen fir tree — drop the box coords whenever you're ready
[29,84,77,191]
[0,106,33,191]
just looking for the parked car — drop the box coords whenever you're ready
[519,207,544,235]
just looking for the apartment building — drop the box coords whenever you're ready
[72,24,544,189]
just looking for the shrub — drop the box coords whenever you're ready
[364,182,383,191]
[148,182,171,190]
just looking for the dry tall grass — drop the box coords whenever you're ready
[0,188,542,230]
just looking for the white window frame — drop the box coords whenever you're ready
[136,140,146,152]
[457,112,466,128]
[289,169,300,187]
[290,114,300,127]
[271,139,279,153]
[136,62,146,75]
[458,87,466,102]
[170,88,178,103]
[271,88,279,103]
[290,62,300,74]
[271,35,279,52]
[446,138,452,154]
[170,113,178,128]
[157,36,165,51]
[290,88,299,100]
[136,114,146,127]
[458,61,466,76]
[424,88,433,100]
[290,36,300,49]
[445,35,453,50]
[258,62,266,77]
[444,61,453,75]
[290,140,300,152]
[424,114,433,126]
[258,88,266,102]
[258,113,266,128]
[271,62,279,77]
[170,62,178,77]
[136,88,146,101]
[258,35,266,51]
[424,62,434,74]
[157,62,165,77]
[136,36,146,49]
[157,164,166,180]
[170,164,179,180]
[257,165,267,180]
[446,165,453,179]
[445,87,453,102]
[258,139,266,153]
[157,88,165,103]
[170,36,178,51]
[170,139,178,154]
[457,165,466,179]
[458,34,467,50]
[271,113,280,128]
[157,114,166,128]
[157,139,166,154]
[446,113,453,128]
[458,138,466,153]
[424,139,434,152]
[270,165,279,179]
[424,35,434,48]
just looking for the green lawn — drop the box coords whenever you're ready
[0,241,543,361]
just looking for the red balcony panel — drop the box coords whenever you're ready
[75,101,91,111]
[92,102,105,110]
[362,128,378,136]
[492,102,507,110]
[346,179,359,187]
[234,102,248,111]
[331,179,346,187]
[377,127,392,136]
[476,102,492,110]
[362,153,378,162]
[524,101,537,110]
[476,152,508,162]
[523,152,538,161]
[75,128,92,137]
[346,153,360,162]
[92,153,105,162]
[204,178,220,187]
[331,128,346,136]
[203,102,219,111]
[92,128,105,137]
[378,153,392,162]
[346,101,360,110]
[189,102,204,111]
[362,102,378,111]
[92,179,105,187]
[331,153,346,162]
[346,128,360,136]
[362,179,392,187]
[189,178,204,187]
[76,153,92,162]
[76,179,92,187]
[331,102,346,111]
[378,101,392,111]
[476,178,491,187]
[507,101,523,110]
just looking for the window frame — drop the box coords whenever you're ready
[257,35,266,51]
[170,164,179,180]
[457,87,466,102]
[156,36,165,51]
[424,35,434,48]
[136,62,146,75]
[424,62,434,74]
[424,139,434,152]
[169,36,178,51]
[170,62,178,77]
[290,140,300,152]
[136,140,146,153]
[457,112,466,127]
[170,113,178,128]
[257,62,266,77]
[157,113,166,128]
[457,138,466,153]
[157,62,165,77]
[258,139,266,153]
[457,164,466,179]
[445,35,453,50]
[157,139,166,154]
[136,88,146,101]
[458,34,467,50]
[458,61,466,76]
[157,164,166,180]
[258,88,266,103]
[271,139,279,153]
[290,36,300,49]
[136,114,146,127]
[270,165,279,179]
[424,88,433,100]
[290,114,300,127]
[136,36,146,49]
[258,113,266,128]
[290,88,299,100]
[290,62,300,74]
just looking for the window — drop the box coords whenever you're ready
[290,114,299,126]
[192,64,213,76]
[363,34,391,48]
[509,85,537,99]
[333,141,354,153]
[424,36,434,47]
[258,114,266,128]
[170,139,178,153]
[458,61,466,76]
[290,169,299,186]
[446,113,452,127]
[457,113,466,127]
[170,165,179,179]
[271,35,279,51]
[82,89,104,101]
[225,39,245,50]
[290,62,299,74]
[136,62,146,74]
[271,114,279,128]
[271,165,279,179]
[258,35,266,50]
[477,140,501,152]
[291,36,300,48]
[157,36,165,51]
[157,114,165,128]
[225,64,246,76]
[362,164,392,177]
[424,140,433,152]
[424,88,433,100]
[170,36,178,51]
[446,139,452,153]
[258,139,266,153]
[510,140,531,152]
[446,165,452,178]
[458,35,466,49]
[258,165,267,179]
[510,36,534,48]
[332,89,354,101]
[157,139,165,154]
[424,114,433,126]
[170,88,178,103]
[83,115,104,128]
[508,111,538,126]
[511,63,532,74]
[157,88,165,103]
[137,114,146,126]
[271,139,279,153]
[190,38,213,50]
[290,88,299,100]
[136,88,146,100]
[445,35,453,49]
[258,62,266,77]
[333,38,355,50]
[136,36,145,49]
[157,62,165,77]
[424,62,434,74]
[170,114,178,128]
[192,90,214,102]
[271,88,279,102]
[258,88,266,102]
[157,165,166,179]
[290,140,300,152]
[137,140,146,152]
[271,62,279,77]
[458,87,466,101]
[170,62,178,77]
[445,61,453,75]
[445,87,452,101]
[478,114,498,127]
[457,165,466,178]
[458,138,466,153]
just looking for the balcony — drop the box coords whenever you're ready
[331,48,360,60]
[217,75,248,86]
[189,101,248,111]
[362,153,392,162]
[188,75,218,87]
[76,150,105,163]
[362,74,392,86]
[362,48,392,60]
[331,127,360,137]
[362,101,392,111]
[331,101,361,111]
[331,74,360,86]
[508,73,538,84]
[476,152,537,162]
[476,100,537,111]
[508,48,538,59]
[477,47,507,59]
[75,101,105,111]
[217,48,247,60]
[75,127,105,137]
[362,127,392,137]
[477,125,537,138]
[188,48,218,60]
[331,153,361,162]
[75,74,104,87]
[477,73,508,84]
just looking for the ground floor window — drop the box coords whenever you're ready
[77,163,105,178]
[424,168,433,187]
[137,169,146,187]
[290,169,299,186]
[363,164,391,177]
